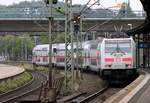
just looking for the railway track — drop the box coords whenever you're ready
[57,83,109,103]
[58,80,134,103]
[0,63,137,103]
[73,85,109,103]
[0,70,48,103]
[67,86,122,103]
[87,87,122,103]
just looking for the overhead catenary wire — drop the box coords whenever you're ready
[31,0,66,32]
[33,18,65,32]
[79,0,100,15]
[80,0,92,14]
[66,0,123,39]
[35,0,101,31]
[84,2,125,34]
[85,13,123,34]
[32,0,65,32]
[33,0,125,39]
[34,21,48,32]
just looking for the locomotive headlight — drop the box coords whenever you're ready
[125,64,132,68]
[105,64,112,68]
[105,65,108,68]
[128,64,132,68]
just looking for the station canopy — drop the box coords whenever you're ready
[126,0,150,36]
[125,20,150,36]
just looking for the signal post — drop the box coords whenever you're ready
[44,0,57,102]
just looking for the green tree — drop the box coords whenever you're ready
[0,34,35,61]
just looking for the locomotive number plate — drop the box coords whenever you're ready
[114,63,125,68]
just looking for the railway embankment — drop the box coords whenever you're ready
[0,64,32,94]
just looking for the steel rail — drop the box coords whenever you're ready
[75,83,109,103]
[0,70,48,103]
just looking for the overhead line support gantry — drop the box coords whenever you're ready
[65,0,75,91]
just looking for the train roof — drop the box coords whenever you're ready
[33,37,132,51]
[33,44,59,51]
[33,44,48,51]
[32,38,104,51]
[104,37,133,41]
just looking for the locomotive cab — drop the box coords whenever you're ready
[101,37,137,79]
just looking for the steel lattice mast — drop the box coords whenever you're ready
[65,0,74,90]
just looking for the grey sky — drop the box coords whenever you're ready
[0,0,143,11]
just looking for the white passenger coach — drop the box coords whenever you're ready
[32,37,137,79]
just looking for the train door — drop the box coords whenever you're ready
[139,48,144,67]
[82,43,90,69]
[97,44,101,68]
[89,42,99,71]
[32,51,36,63]
[55,44,65,67]
[52,47,57,66]
[41,47,49,65]
[131,39,137,69]
[36,50,42,65]
[84,49,90,68]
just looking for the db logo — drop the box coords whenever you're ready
[116,58,121,62]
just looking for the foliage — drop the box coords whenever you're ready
[53,32,65,43]
[0,34,35,61]
[39,32,65,44]
[0,72,32,94]
[0,32,66,61]
[39,33,49,44]
[100,95,106,101]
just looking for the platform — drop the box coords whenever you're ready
[128,70,150,103]
[0,64,25,80]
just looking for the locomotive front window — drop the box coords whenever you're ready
[105,42,117,53]
[118,42,131,53]
[105,40,131,53]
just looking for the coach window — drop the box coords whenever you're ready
[91,59,97,65]
[42,47,47,50]
[98,45,101,64]
[37,57,40,62]
[91,44,98,49]
[53,48,57,53]
[74,49,77,52]
[43,58,48,62]
[118,42,131,53]
[57,58,65,62]
[105,42,117,53]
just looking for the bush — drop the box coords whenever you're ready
[0,72,32,94]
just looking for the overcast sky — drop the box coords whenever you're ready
[0,0,143,11]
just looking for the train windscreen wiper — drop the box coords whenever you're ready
[111,42,125,55]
